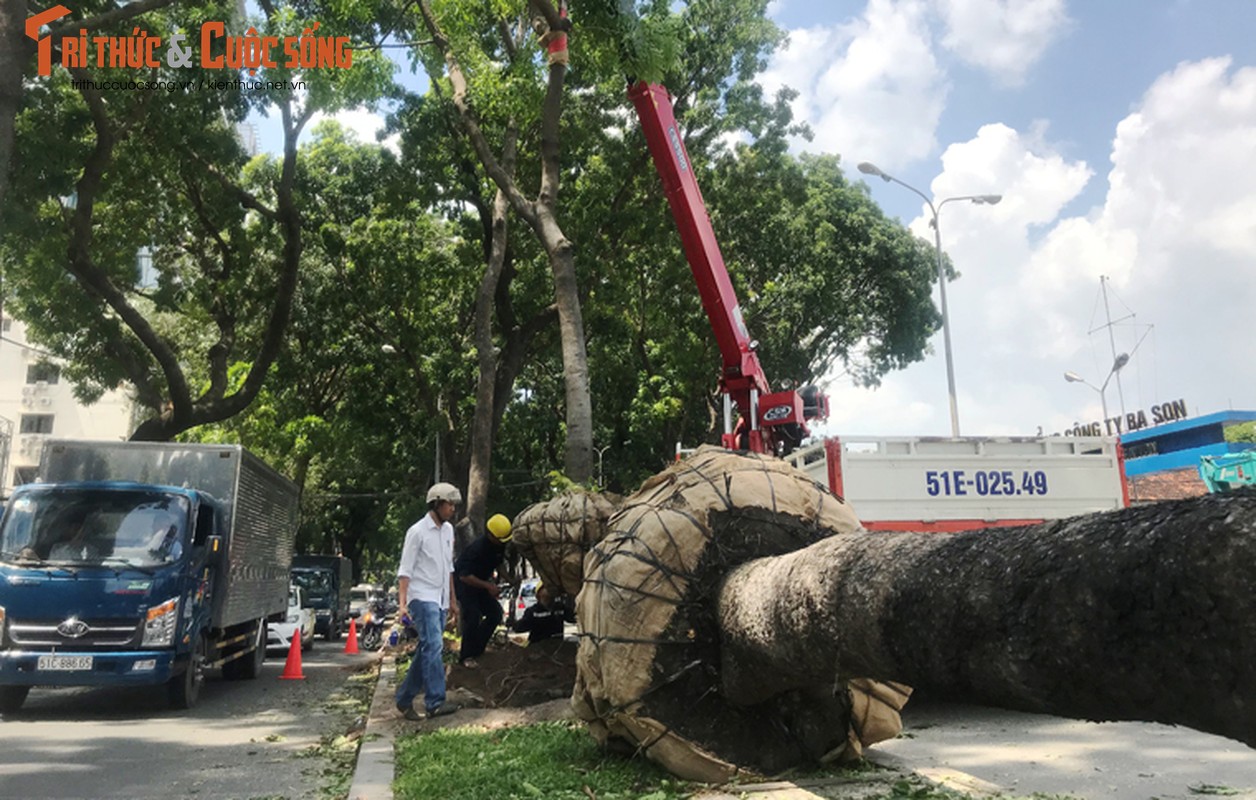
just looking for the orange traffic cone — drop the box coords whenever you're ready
[344,618,359,655]
[279,631,305,680]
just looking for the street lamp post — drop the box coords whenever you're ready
[858,162,1001,438]
[1064,353,1129,434]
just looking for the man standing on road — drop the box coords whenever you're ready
[395,483,462,721]
[453,513,512,668]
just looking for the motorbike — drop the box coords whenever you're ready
[358,599,388,650]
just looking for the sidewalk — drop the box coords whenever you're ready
[346,655,399,800]
[344,664,1256,800]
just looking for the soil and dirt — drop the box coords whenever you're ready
[446,636,580,709]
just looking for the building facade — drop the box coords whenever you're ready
[1121,410,1256,502]
[0,319,134,494]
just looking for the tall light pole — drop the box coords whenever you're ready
[858,162,1001,438]
[1064,352,1129,434]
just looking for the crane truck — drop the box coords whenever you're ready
[626,68,1128,527]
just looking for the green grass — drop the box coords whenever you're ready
[393,720,691,800]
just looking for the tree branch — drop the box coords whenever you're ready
[415,0,538,228]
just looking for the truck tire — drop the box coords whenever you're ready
[223,620,266,680]
[0,686,29,715]
[168,634,208,709]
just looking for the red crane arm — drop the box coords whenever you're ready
[627,82,769,400]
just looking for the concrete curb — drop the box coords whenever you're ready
[347,655,398,800]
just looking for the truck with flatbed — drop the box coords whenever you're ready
[0,440,298,711]
[785,435,1129,531]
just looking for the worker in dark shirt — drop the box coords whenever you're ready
[514,583,574,644]
[453,514,512,668]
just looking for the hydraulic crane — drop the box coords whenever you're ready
[628,81,829,455]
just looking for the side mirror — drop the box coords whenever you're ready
[206,535,226,566]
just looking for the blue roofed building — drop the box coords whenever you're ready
[1121,410,1256,502]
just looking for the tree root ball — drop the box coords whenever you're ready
[512,489,621,597]
[572,447,905,781]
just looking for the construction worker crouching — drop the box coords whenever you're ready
[453,513,512,668]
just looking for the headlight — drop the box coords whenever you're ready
[142,597,179,647]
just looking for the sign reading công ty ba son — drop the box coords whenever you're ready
[26,5,352,78]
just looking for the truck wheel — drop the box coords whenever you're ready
[302,629,313,652]
[0,686,30,715]
[223,621,266,680]
[168,634,207,709]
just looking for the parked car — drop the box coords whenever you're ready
[268,585,315,653]
[515,578,539,616]
[349,583,375,619]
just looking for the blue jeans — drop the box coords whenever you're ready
[394,600,446,713]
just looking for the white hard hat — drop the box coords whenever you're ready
[426,482,462,504]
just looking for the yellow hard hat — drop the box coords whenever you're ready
[487,514,512,542]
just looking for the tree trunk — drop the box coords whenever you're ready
[466,128,516,530]
[720,488,1256,749]
[0,0,27,219]
[574,449,1256,780]
[539,212,593,483]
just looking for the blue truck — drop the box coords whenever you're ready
[0,440,298,712]
[290,554,353,641]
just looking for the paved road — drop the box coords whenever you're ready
[0,641,377,800]
[876,696,1256,799]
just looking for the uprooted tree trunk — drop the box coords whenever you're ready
[574,447,1256,782]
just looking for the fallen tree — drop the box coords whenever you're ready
[573,447,1256,780]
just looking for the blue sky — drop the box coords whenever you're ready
[277,0,1256,440]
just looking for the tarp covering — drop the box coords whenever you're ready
[572,446,910,780]
[512,489,620,598]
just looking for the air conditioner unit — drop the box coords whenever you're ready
[35,381,48,389]
[21,397,33,407]
[21,386,33,396]
[38,397,52,407]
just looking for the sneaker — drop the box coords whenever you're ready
[460,658,479,669]
[426,702,460,718]
[396,704,424,722]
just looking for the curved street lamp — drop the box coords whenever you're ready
[857,162,1001,437]
[1064,352,1130,434]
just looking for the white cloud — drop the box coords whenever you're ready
[824,57,1256,437]
[934,0,1071,86]
[759,0,946,171]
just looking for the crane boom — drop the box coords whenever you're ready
[629,81,827,453]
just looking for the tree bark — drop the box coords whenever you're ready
[0,0,26,220]
[466,133,516,532]
[416,0,594,483]
[719,488,1256,749]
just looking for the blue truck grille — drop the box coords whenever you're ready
[7,617,140,649]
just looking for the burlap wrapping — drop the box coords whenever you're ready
[572,446,910,780]
[512,490,620,598]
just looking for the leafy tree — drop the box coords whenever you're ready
[2,0,392,440]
